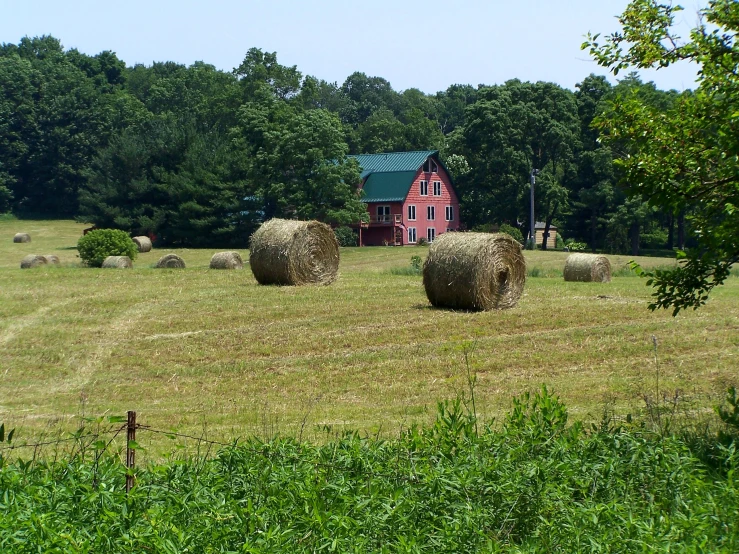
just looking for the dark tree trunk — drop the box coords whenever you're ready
[677,210,686,250]
[630,221,640,256]
[590,211,598,253]
[667,213,674,250]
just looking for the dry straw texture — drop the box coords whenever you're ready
[210,251,244,270]
[249,219,340,286]
[423,232,527,311]
[42,255,60,265]
[155,254,186,268]
[101,256,132,269]
[132,236,152,253]
[13,233,31,243]
[563,253,612,283]
[20,255,48,269]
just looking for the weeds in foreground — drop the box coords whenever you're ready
[1,387,737,552]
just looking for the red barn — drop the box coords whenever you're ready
[350,151,461,246]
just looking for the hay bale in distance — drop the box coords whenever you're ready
[42,255,60,265]
[210,251,244,270]
[563,253,611,283]
[132,236,152,253]
[20,255,48,269]
[13,233,31,243]
[249,218,339,286]
[155,254,186,268]
[101,256,133,269]
[423,232,526,311]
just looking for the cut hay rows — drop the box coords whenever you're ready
[132,236,152,253]
[13,233,31,243]
[101,256,132,269]
[210,251,244,270]
[155,254,186,268]
[423,232,526,311]
[563,253,612,283]
[249,218,339,286]
[20,255,48,269]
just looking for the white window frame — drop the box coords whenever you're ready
[407,205,416,221]
[427,205,435,221]
[433,181,441,196]
[445,205,454,221]
[376,205,390,222]
[427,227,435,243]
[420,180,428,196]
[408,227,417,244]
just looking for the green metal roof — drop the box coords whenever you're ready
[361,171,418,202]
[350,151,438,203]
[351,150,437,179]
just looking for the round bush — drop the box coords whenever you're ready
[498,223,524,245]
[333,226,358,247]
[77,229,138,268]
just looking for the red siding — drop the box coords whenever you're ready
[401,164,460,245]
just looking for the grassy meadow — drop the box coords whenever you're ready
[1,219,738,451]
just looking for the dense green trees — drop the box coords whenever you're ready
[0,32,712,265]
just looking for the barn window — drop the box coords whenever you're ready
[407,205,416,220]
[427,206,435,220]
[445,206,454,221]
[408,227,417,243]
[420,180,428,196]
[427,228,435,243]
[433,181,441,195]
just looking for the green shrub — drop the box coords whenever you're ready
[555,234,564,249]
[417,237,428,246]
[77,229,138,267]
[498,223,524,244]
[565,238,588,252]
[333,226,357,247]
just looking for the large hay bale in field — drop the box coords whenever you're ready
[563,253,611,283]
[132,236,152,253]
[20,254,48,269]
[155,254,186,268]
[210,251,244,270]
[13,233,31,243]
[423,232,526,311]
[249,218,339,286]
[101,255,132,269]
[42,254,60,265]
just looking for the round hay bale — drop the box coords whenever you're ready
[20,255,48,269]
[101,255,133,269]
[132,236,152,253]
[563,253,611,283]
[249,218,339,286]
[210,251,244,270]
[155,254,186,268]
[42,254,60,265]
[13,233,31,243]
[422,232,526,311]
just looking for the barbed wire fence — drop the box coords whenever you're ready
[0,411,425,493]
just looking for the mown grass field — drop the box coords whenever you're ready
[1,219,738,450]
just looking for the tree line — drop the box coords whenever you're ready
[0,34,693,253]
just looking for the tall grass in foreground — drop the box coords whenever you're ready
[1,388,737,553]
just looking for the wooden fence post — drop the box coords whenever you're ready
[126,410,136,494]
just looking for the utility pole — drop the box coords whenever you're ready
[529,168,539,250]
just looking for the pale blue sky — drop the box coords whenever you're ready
[1,0,703,93]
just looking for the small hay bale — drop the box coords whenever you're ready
[132,236,152,253]
[210,251,244,270]
[423,232,526,311]
[249,218,339,286]
[13,233,31,243]
[155,254,186,268]
[42,255,60,265]
[20,255,48,269]
[563,253,611,283]
[101,256,132,269]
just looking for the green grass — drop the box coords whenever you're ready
[1,220,738,449]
